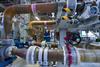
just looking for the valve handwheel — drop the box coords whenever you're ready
[64,32,81,46]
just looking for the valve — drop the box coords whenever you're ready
[64,32,81,46]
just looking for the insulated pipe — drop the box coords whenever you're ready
[3,3,58,38]
[11,46,100,65]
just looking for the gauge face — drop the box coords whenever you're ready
[90,6,98,15]
[99,2,100,15]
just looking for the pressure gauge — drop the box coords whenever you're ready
[99,2,100,15]
[89,6,99,15]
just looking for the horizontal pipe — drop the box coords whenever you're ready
[2,46,100,64]
[48,49,64,62]
[12,48,27,59]
[78,43,100,49]
[12,47,63,61]
[79,49,100,62]
[29,20,56,25]
[28,20,56,30]
[3,3,58,38]
[11,46,100,64]
[28,20,56,37]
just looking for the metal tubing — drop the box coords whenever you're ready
[12,48,27,59]
[28,20,56,36]
[12,47,64,62]
[11,46,100,64]
[79,49,100,63]
[79,43,100,49]
[29,20,56,26]
[28,20,56,30]
[3,3,57,37]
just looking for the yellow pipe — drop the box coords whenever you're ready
[28,20,56,28]
[28,20,56,38]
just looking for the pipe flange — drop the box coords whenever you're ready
[38,48,43,65]
[74,47,80,64]
[26,46,34,64]
[0,47,7,60]
[71,47,77,64]
[31,46,38,64]
[5,46,17,57]
[63,46,67,66]
[43,47,49,66]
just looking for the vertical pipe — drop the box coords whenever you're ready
[59,29,66,47]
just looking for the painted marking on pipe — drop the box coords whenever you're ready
[31,4,36,13]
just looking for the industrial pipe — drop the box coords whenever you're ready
[78,42,100,49]
[28,20,56,30]
[0,46,17,61]
[79,49,100,62]
[11,46,100,66]
[28,20,56,36]
[28,20,56,26]
[3,0,85,38]
[3,3,57,38]
[1,46,100,66]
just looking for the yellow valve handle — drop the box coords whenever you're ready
[63,8,71,13]
[62,16,69,20]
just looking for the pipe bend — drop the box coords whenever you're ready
[3,3,57,38]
